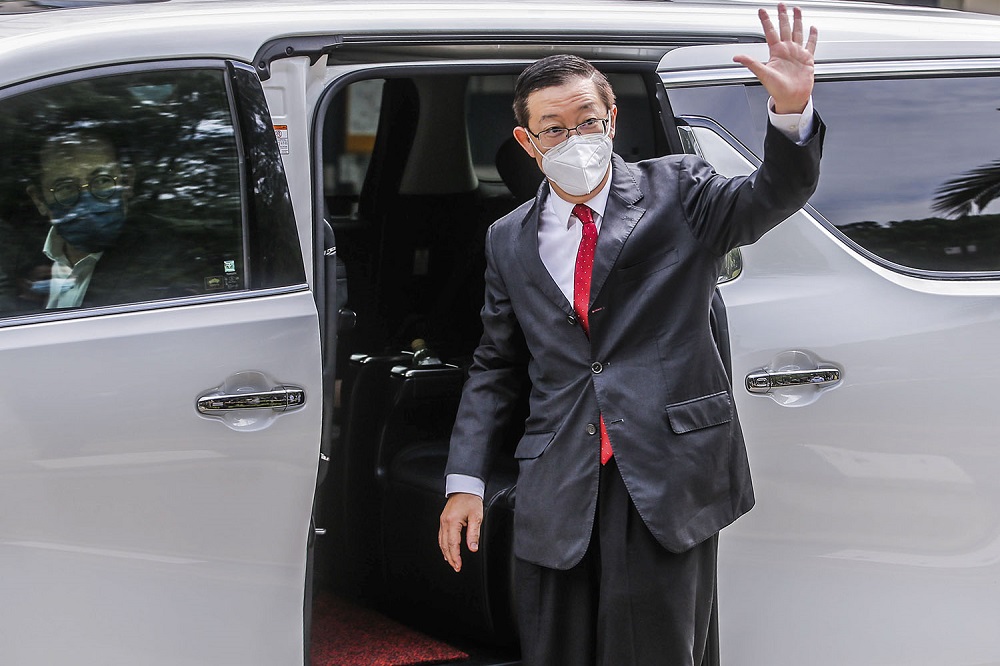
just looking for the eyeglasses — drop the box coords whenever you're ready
[526,114,610,149]
[48,174,120,207]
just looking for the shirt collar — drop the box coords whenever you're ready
[545,165,614,229]
[43,226,102,266]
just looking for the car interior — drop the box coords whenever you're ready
[309,63,726,663]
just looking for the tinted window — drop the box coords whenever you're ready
[0,68,245,316]
[322,78,384,220]
[750,76,1000,274]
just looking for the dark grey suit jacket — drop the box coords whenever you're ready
[446,120,825,570]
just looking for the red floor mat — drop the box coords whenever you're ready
[310,592,469,666]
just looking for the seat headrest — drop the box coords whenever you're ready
[495,136,543,203]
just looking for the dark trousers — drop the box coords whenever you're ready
[514,457,720,666]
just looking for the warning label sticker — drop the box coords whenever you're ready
[274,125,289,155]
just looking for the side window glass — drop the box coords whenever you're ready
[0,67,244,317]
[322,78,384,221]
[749,76,1000,274]
[465,74,518,188]
[605,73,662,163]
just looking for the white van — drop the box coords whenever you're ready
[1,1,999,664]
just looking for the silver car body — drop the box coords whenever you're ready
[1,1,999,664]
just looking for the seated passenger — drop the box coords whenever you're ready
[26,131,205,309]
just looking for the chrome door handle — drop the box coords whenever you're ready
[197,386,305,413]
[745,368,841,394]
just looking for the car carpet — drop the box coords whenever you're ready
[310,591,469,666]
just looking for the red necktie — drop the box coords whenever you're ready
[572,204,614,465]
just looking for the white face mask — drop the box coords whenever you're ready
[528,124,613,197]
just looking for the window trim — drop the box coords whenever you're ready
[0,284,310,330]
[660,54,1000,89]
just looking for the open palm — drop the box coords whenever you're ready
[734,4,818,114]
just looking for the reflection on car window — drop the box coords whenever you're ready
[0,68,244,316]
[322,79,384,219]
[753,76,1000,274]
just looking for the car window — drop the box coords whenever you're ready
[466,74,519,185]
[322,78,384,220]
[747,75,1000,274]
[0,68,245,316]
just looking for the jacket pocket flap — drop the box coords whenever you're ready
[514,431,555,459]
[617,248,679,282]
[665,392,732,434]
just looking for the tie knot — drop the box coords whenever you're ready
[573,204,595,227]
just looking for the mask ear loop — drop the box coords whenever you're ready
[524,130,546,156]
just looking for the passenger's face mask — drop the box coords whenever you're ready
[528,119,613,197]
[50,191,126,253]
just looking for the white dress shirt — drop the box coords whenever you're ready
[446,98,815,498]
[43,227,102,309]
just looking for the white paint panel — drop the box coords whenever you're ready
[0,291,322,665]
[691,126,1000,665]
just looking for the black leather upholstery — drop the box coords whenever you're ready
[376,363,520,645]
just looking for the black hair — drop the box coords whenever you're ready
[512,54,615,128]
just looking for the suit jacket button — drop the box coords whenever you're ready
[567,314,576,325]
[591,362,603,374]
[586,423,598,436]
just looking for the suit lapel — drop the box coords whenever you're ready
[515,187,575,315]
[589,155,646,306]
[515,156,646,314]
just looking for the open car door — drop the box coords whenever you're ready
[0,61,323,665]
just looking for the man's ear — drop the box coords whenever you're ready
[26,185,50,217]
[608,104,618,141]
[512,127,537,159]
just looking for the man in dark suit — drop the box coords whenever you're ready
[440,5,823,664]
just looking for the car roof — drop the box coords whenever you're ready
[1,0,998,89]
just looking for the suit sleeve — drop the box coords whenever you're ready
[679,114,825,256]
[444,222,530,483]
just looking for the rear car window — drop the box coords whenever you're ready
[750,75,1000,275]
[0,68,245,316]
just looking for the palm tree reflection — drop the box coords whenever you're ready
[933,159,1000,218]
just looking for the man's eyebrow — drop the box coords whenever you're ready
[537,103,601,124]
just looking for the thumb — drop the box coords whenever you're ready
[467,512,482,553]
[733,54,769,82]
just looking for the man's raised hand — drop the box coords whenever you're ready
[734,4,818,114]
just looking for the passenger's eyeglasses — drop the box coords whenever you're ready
[525,114,610,149]
[48,174,120,207]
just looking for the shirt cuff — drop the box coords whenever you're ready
[767,96,815,145]
[445,473,485,498]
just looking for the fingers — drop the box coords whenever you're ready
[778,3,792,43]
[438,510,464,572]
[760,5,812,50]
[806,25,819,55]
[759,8,778,47]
